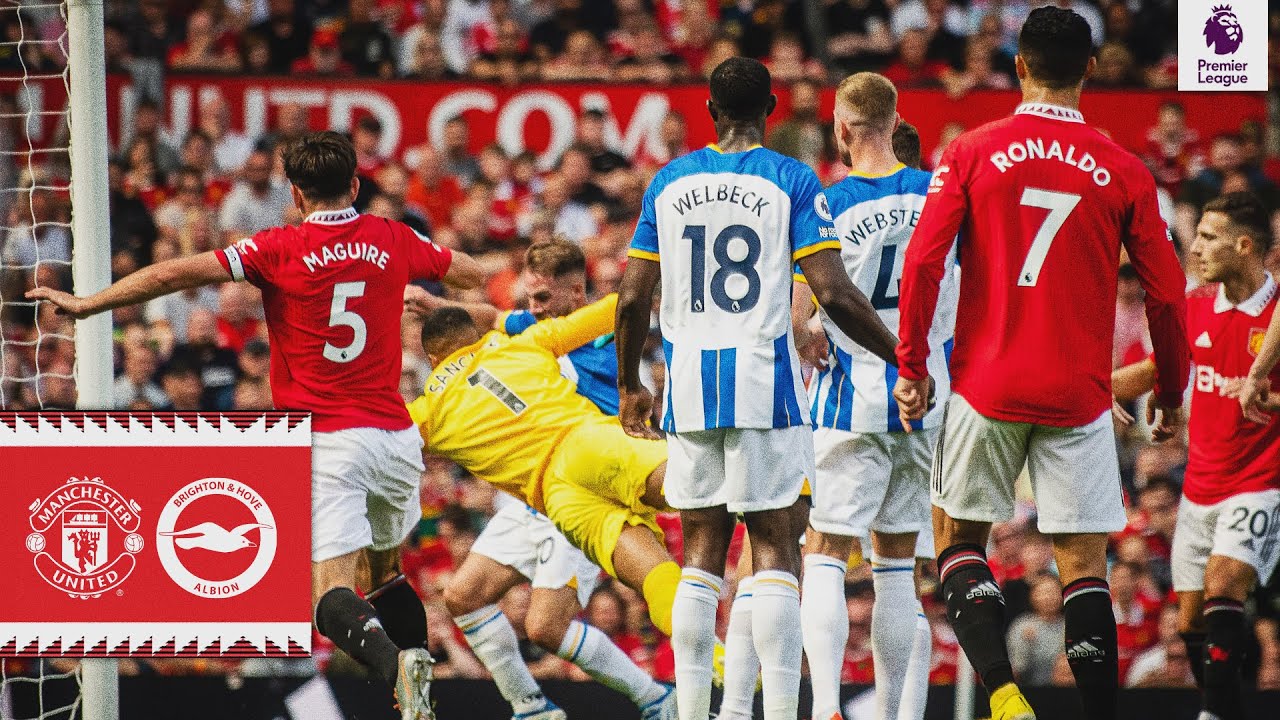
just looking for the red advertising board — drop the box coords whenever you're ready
[0,412,311,658]
[3,75,1267,170]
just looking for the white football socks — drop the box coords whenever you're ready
[802,554,850,720]
[752,570,803,720]
[897,609,933,720]
[870,554,925,720]
[454,605,548,715]
[671,568,722,720]
[555,619,667,708]
[718,576,760,720]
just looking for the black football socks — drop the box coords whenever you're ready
[938,543,1016,691]
[1202,597,1246,720]
[1181,631,1207,688]
[1062,577,1119,720]
[368,573,429,650]
[316,586,402,686]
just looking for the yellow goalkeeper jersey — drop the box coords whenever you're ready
[406,294,618,510]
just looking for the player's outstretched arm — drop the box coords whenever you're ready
[440,249,485,290]
[615,256,661,440]
[797,248,898,367]
[1240,308,1280,416]
[403,284,501,330]
[26,251,230,319]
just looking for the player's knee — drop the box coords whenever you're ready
[804,529,854,560]
[442,578,480,617]
[524,611,571,651]
[1203,557,1255,600]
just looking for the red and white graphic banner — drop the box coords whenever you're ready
[0,412,312,658]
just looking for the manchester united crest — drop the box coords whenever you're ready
[26,477,144,599]
[1249,328,1266,357]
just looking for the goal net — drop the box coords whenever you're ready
[1,0,113,718]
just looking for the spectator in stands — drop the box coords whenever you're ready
[767,78,829,173]
[940,36,1013,98]
[144,282,219,348]
[198,97,253,175]
[108,159,158,267]
[530,0,586,61]
[636,111,690,170]
[699,35,741,79]
[539,172,597,244]
[154,167,209,236]
[218,149,291,242]
[1092,42,1138,88]
[542,29,612,82]
[404,31,457,80]
[39,358,76,410]
[1126,605,1196,688]
[1112,561,1162,680]
[239,337,272,383]
[763,32,826,85]
[882,28,947,88]
[1142,101,1204,195]
[129,0,176,62]
[1008,573,1065,686]
[892,0,968,62]
[233,376,272,410]
[440,0,492,74]
[340,0,396,77]
[290,28,354,76]
[586,584,647,663]
[558,144,608,207]
[2,184,71,273]
[575,109,628,175]
[842,589,876,684]
[351,116,388,179]
[263,103,310,152]
[249,0,312,73]
[826,0,895,75]
[441,115,481,186]
[215,283,263,354]
[175,310,240,411]
[406,143,467,231]
[668,1,716,76]
[127,98,180,177]
[167,9,241,73]
[240,31,272,74]
[114,341,168,409]
[1177,134,1280,241]
[373,163,430,234]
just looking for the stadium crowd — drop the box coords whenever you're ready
[2,0,1280,701]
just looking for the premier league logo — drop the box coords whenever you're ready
[1204,5,1244,55]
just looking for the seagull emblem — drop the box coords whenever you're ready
[159,522,273,553]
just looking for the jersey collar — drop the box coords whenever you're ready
[707,143,763,154]
[848,162,906,179]
[1014,103,1085,124]
[1214,273,1277,317]
[304,207,359,225]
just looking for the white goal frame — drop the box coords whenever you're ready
[66,0,115,717]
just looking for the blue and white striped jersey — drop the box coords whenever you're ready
[630,145,840,433]
[806,165,959,433]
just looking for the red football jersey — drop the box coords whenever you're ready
[1183,279,1280,505]
[216,207,452,432]
[898,103,1189,426]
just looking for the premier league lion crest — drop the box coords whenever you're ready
[26,477,144,599]
[1204,5,1244,55]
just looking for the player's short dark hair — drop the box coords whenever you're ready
[892,121,922,169]
[526,239,586,278]
[1204,192,1273,255]
[282,131,357,203]
[420,307,478,348]
[709,56,773,122]
[1018,6,1094,89]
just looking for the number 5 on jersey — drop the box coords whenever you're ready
[1017,187,1081,287]
[324,281,367,363]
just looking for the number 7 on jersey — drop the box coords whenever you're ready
[1017,187,1081,287]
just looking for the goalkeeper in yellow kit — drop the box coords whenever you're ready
[406,294,683,637]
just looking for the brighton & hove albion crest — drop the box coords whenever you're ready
[156,477,277,599]
[26,476,144,599]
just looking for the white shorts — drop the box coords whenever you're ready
[665,425,815,513]
[810,427,937,540]
[470,502,601,608]
[1171,489,1280,592]
[931,394,1126,535]
[311,426,425,563]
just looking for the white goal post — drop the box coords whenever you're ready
[67,0,114,717]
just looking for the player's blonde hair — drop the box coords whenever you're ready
[526,237,587,278]
[834,72,898,133]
